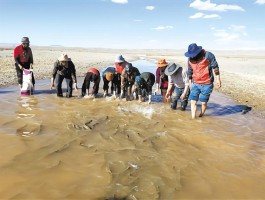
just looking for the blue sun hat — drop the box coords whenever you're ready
[185,43,202,58]
[135,76,142,85]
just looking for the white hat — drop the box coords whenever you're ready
[58,54,70,62]
[115,55,125,63]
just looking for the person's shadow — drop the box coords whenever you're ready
[33,89,54,95]
[0,90,14,94]
[206,103,252,116]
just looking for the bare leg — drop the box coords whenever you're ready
[191,100,197,119]
[161,89,169,103]
[199,102,207,117]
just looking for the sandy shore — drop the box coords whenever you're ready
[1,47,264,118]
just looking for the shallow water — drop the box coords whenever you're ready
[0,60,265,199]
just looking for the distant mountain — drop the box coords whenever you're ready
[49,45,64,47]
[0,43,18,48]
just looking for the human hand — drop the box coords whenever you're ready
[73,83,78,91]
[216,80,221,88]
[50,84,54,90]
[180,93,185,100]
[133,92,137,100]
[165,92,171,100]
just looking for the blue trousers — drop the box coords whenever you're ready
[171,87,190,110]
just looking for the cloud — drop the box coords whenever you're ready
[145,6,155,10]
[212,25,247,42]
[153,26,174,30]
[190,12,221,19]
[111,0,128,4]
[134,19,143,22]
[255,0,265,4]
[190,0,245,12]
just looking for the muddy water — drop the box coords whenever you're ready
[1,60,265,199]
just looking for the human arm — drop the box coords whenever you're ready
[91,77,100,95]
[154,68,160,94]
[165,84,173,100]
[165,75,174,99]
[180,70,190,99]
[70,61,78,90]
[50,62,58,89]
[84,74,91,96]
[120,70,126,98]
[208,52,221,88]
[215,74,221,88]
[187,61,193,87]
[29,48,33,69]
[14,47,23,70]
[50,77,55,90]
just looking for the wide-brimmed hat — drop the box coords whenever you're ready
[185,43,202,58]
[115,55,125,63]
[21,37,30,43]
[58,54,70,62]
[165,63,181,76]
[157,59,168,67]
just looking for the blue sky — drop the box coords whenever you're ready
[0,0,265,50]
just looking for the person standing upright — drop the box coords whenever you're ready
[14,37,35,89]
[185,43,221,119]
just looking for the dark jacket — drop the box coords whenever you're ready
[136,72,155,96]
[52,60,77,83]
[102,67,119,91]
[82,71,100,95]
[121,66,140,90]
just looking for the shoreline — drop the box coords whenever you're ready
[1,47,264,118]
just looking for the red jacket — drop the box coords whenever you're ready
[114,62,127,74]
[188,50,219,85]
[87,68,99,75]
[14,45,33,64]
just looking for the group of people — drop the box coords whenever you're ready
[14,37,221,119]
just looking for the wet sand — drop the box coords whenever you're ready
[0,59,265,199]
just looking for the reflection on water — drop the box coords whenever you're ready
[0,60,265,199]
